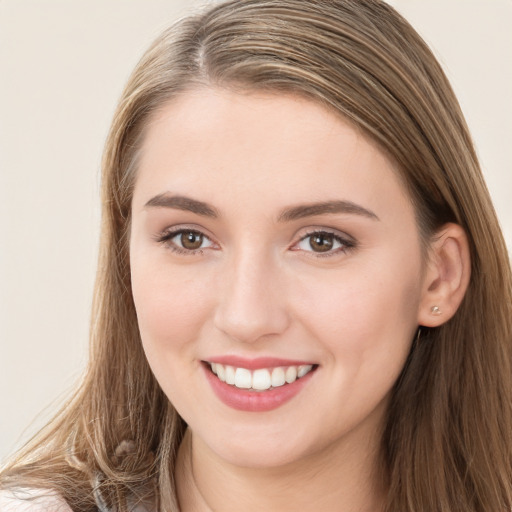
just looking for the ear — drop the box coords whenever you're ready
[417,223,471,327]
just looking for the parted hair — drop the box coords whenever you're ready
[2,1,512,511]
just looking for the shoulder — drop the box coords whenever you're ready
[0,487,156,512]
[0,488,72,512]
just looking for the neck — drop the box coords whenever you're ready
[176,428,386,512]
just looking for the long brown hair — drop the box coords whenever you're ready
[2,1,512,510]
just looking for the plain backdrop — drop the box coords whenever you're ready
[1,0,511,463]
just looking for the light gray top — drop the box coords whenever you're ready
[0,489,153,512]
[0,489,72,511]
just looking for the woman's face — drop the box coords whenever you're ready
[130,88,426,468]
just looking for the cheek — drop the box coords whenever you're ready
[293,250,422,368]
[130,258,217,413]
[130,256,213,358]
[290,259,421,432]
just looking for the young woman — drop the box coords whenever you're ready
[1,1,511,510]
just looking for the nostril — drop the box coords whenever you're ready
[213,303,291,344]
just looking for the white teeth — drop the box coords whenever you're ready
[252,369,272,391]
[209,362,314,390]
[271,367,286,388]
[298,364,313,378]
[225,365,236,385]
[234,368,252,389]
[216,364,226,382]
[285,366,297,384]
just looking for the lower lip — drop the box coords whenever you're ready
[203,364,316,412]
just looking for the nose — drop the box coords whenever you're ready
[213,249,290,344]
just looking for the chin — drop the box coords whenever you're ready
[212,440,306,469]
[194,418,325,469]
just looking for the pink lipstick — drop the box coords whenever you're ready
[202,357,317,412]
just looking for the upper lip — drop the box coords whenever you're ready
[204,356,316,370]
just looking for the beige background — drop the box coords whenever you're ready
[1,0,511,462]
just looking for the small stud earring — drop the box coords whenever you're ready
[431,306,441,315]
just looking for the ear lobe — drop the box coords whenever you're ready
[417,223,471,327]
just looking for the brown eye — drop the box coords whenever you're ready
[309,233,334,252]
[294,230,352,256]
[180,231,204,250]
[158,228,215,254]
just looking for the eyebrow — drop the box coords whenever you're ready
[144,193,379,222]
[278,200,379,222]
[144,193,219,218]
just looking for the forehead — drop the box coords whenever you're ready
[142,88,372,165]
[133,87,413,222]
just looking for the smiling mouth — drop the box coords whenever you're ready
[204,361,317,392]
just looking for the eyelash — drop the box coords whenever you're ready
[293,229,356,258]
[155,228,214,256]
[155,228,356,258]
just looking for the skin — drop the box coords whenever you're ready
[129,88,469,511]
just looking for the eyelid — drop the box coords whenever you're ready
[290,227,356,256]
[154,225,219,254]
[153,224,356,257]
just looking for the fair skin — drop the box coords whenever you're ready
[129,88,470,511]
